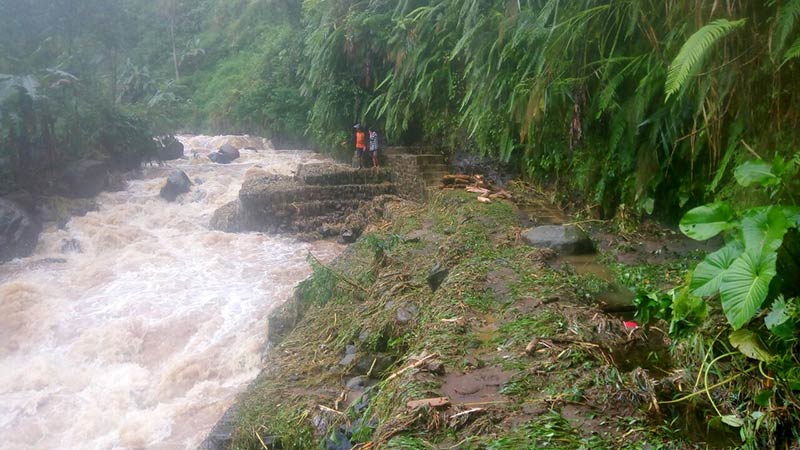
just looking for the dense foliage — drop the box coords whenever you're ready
[632,158,800,448]
[300,0,800,216]
[0,0,170,191]
[6,0,800,211]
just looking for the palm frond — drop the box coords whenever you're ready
[774,0,800,56]
[664,18,746,100]
[781,35,800,65]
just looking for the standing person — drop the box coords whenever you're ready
[368,126,379,171]
[354,125,367,169]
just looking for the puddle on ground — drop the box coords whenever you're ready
[609,336,673,377]
[556,254,636,315]
[442,366,514,405]
[668,407,742,449]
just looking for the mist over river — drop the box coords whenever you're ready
[0,136,343,450]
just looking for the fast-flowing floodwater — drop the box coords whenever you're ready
[0,136,343,450]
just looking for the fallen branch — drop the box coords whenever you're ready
[384,353,440,383]
[448,407,485,420]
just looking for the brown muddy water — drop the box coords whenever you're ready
[0,136,343,450]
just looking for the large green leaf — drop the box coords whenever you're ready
[729,329,773,361]
[765,296,790,330]
[741,207,790,252]
[680,202,735,241]
[734,161,778,187]
[690,242,743,297]
[720,249,778,329]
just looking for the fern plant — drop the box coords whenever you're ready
[665,18,747,99]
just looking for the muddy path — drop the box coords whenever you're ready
[220,186,728,449]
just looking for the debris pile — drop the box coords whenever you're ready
[439,174,512,203]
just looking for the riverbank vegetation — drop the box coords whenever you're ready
[7,1,800,212]
[230,187,779,449]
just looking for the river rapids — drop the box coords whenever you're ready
[0,136,343,449]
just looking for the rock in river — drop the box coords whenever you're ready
[159,169,192,202]
[521,224,595,255]
[158,135,185,160]
[0,198,41,262]
[208,144,240,164]
[61,160,109,198]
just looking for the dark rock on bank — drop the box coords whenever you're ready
[354,353,394,376]
[521,224,595,255]
[61,160,109,198]
[339,229,357,244]
[427,261,449,292]
[394,303,419,325]
[158,135,185,160]
[345,376,377,391]
[159,169,191,202]
[339,344,358,366]
[0,198,41,262]
[208,144,240,164]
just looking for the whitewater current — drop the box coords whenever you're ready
[0,136,343,450]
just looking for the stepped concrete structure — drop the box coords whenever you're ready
[383,146,448,202]
[211,148,448,240]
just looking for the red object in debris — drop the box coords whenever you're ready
[623,321,638,329]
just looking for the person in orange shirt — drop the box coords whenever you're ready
[354,124,367,169]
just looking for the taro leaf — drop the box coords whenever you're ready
[721,415,744,428]
[690,242,743,297]
[642,197,655,215]
[741,207,790,252]
[720,249,777,329]
[734,160,778,187]
[729,329,773,361]
[680,202,735,241]
[765,296,790,330]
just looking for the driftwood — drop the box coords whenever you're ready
[407,397,451,410]
[439,173,512,203]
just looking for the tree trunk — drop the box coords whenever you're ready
[110,48,118,103]
[169,15,180,81]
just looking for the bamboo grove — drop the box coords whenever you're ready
[301,0,800,216]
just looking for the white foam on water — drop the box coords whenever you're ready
[0,136,341,450]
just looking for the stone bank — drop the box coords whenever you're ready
[211,147,447,240]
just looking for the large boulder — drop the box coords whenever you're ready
[0,198,41,262]
[208,144,240,164]
[521,224,595,255]
[209,201,243,232]
[61,160,109,198]
[158,136,184,160]
[159,169,191,202]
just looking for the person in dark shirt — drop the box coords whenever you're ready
[368,127,379,171]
